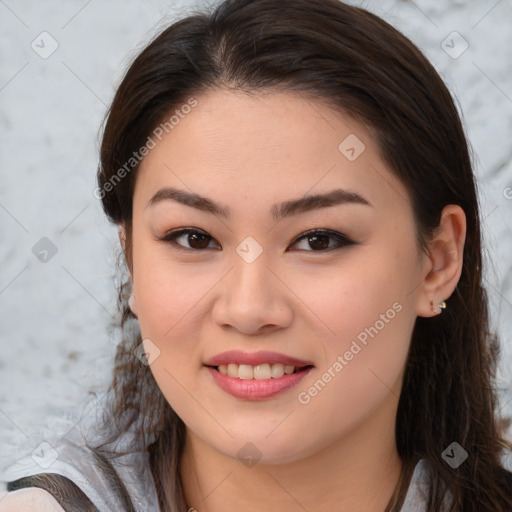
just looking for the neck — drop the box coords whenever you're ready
[179,393,404,512]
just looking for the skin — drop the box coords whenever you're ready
[120,88,466,512]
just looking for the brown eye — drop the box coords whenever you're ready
[186,232,210,249]
[289,229,356,252]
[306,234,330,250]
[157,228,220,250]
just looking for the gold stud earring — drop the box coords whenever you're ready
[430,299,446,314]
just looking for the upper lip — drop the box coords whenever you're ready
[204,350,314,368]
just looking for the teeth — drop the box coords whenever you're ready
[271,364,285,378]
[284,365,295,375]
[216,363,300,379]
[254,363,271,380]
[238,364,253,380]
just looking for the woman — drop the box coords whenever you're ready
[1,0,511,511]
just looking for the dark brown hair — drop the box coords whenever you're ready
[94,1,512,511]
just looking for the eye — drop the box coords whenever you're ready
[288,229,356,252]
[156,227,356,252]
[156,228,220,251]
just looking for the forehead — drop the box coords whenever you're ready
[134,88,412,217]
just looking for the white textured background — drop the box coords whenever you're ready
[1,0,511,473]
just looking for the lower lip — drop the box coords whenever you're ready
[206,365,313,400]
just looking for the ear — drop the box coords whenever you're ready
[128,292,138,317]
[118,223,131,269]
[119,224,137,315]
[416,204,466,317]
[118,224,126,251]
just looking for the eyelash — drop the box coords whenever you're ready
[155,227,357,253]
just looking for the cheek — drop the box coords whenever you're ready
[286,246,415,347]
[134,266,211,349]
[133,262,215,421]
[290,295,413,458]
[131,229,210,340]
[286,245,416,407]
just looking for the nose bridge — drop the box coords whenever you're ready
[233,248,272,299]
[229,239,276,308]
[231,234,272,296]
[212,240,293,333]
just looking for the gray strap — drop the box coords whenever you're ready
[7,473,100,512]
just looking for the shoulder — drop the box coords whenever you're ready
[0,488,65,512]
[0,396,159,511]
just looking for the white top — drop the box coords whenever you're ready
[0,454,444,512]
[0,457,445,512]
[0,392,160,512]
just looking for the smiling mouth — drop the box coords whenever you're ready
[208,363,314,380]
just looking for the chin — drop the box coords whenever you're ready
[205,427,317,466]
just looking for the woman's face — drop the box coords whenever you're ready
[128,88,428,463]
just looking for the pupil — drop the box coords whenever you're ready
[309,235,329,250]
[190,233,209,249]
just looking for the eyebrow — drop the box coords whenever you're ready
[146,186,372,221]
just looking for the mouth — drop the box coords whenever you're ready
[205,362,314,400]
[207,362,314,380]
[203,350,315,400]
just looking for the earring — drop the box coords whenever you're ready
[429,299,447,314]
[128,293,135,312]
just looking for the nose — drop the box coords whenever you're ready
[211,251,294,335]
